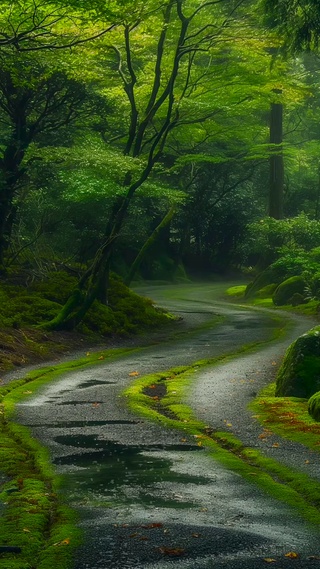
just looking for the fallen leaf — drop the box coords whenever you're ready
[271,361,277,366]
[129,533,139,538]
[141,522,163,528]
[263,558,277,563]
[53,538,70,546]
[305,460,310,464]
[197,442,203,446]
[192,533,201,538]
[272,443,280,448]
[86,352,90,356]
[23,390,32,395]
[92,402,100,407]
[158,547,185,556]
[23,528,31,533]
[284,552,299,559]
[149,385,156,389]
[180,438,187,442]
[226,423,232,427]
[139,536,149,541]
[98,356,104,360]
[129,371,139,377]
[307,555,320,560]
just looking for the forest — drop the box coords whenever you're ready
[1,0,320,361]
[3,3,320,567]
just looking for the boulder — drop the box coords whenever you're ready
[289,292,306,306]
[276,326,320,397]
[245,267,279,298]
[272,276,306,306]
[308,391,320,421]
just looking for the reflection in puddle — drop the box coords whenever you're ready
[55,434,208,508]
[29,420,140,428]
[57,401,104,405]
[77,380,115,389]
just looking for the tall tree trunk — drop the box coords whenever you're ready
[269,91,284,219]
[0,191,13,272]
[125,206,175,286]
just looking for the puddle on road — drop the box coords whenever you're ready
[77,380,115,389]
[54,434,208,508]
[28,420,141,428]
[57,401,104,405]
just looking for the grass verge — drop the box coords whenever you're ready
[249,383,320,452]
[123,356,320,528]
[0,346,138,569]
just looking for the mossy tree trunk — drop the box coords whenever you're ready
[44,2,229,330]
[42,172,155,330]
[124,206,176,286]
[269,90,284,219]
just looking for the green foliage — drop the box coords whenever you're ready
[262,0,320,52]
[247,214,320,263]
[31,271,78,303]
[308,390,320,421]
[271,252,318,277]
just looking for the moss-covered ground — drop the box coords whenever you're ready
[0,347,138,568]
[124,360,320,527]
[2,279,320,567]
[0,270,174,373]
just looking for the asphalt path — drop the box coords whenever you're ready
[15,283,320,568]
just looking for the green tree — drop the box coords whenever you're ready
[0,0,116,51]
[262,0,320,52]
[0,49,94,272]
[47,0,269,329]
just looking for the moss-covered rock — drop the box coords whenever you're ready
[272,276,306,306]
[255,283,278,298]
[290,292,306,306]
[308,391,320,421]
[276,326,320,397]
[245,267,279,298]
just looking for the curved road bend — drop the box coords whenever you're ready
[16,283,320,568]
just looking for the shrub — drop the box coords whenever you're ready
[0,270,171,336]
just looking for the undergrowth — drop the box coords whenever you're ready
[0,270,174,372]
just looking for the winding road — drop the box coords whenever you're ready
[16,283,320,568]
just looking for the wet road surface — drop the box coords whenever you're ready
[16,283,320,568]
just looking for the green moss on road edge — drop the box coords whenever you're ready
[0,347,137,569]
[249,382,320,451]
[123,356,320,528]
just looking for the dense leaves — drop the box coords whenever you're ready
[0,0,319,329]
